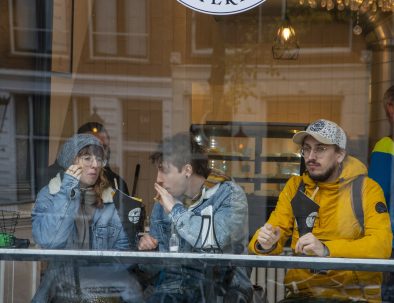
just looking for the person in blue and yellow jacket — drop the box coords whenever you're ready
[249,119,392,303]
[369,85,394,242]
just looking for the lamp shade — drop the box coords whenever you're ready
[272,19,300,60]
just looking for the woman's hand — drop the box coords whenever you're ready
[65,164,83,180]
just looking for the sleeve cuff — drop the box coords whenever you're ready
[168,202,186,222]
[254,241,277,254]
[322,242,330,257]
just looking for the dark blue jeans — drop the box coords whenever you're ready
[147,289,251,303]
[145,266,252,303]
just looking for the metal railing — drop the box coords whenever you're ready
[0,248,393,272]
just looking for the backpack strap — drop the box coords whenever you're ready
[297,180,305,193]
[352,175,365,235]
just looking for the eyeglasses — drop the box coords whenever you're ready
[300,145,330,158]
[79,155,107,167]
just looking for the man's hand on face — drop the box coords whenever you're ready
[257,223,281,250]
[65,164,82,180]
[154,182,176,213]
[295,232,326,256]
[138,234,158,251]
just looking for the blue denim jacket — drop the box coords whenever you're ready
[32,173,129,250]
[148,180,252,301]
[31,174,142,302]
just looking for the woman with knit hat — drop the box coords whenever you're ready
[31,134,142,302]
[32,133,129,250]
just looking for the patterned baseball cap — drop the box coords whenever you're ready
[292,119,347,149]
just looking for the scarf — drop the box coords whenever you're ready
[75,188,96,249]
[184,168,231,207]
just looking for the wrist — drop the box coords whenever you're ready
[255,242,277,254]
[322,242,330,257]
[168,202,185,221]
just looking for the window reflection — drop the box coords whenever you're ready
[0,0,392,302]
[11,0,38,52]
[9,0,53,56]
[89,0,148,61]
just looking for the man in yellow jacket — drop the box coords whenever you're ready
[249,119,392,303]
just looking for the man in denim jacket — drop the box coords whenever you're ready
[138,132,252,303]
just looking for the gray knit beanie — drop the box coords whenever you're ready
[57,134,103,169]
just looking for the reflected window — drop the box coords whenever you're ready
[89,0,149,61]
[9,0,52,56]
[191,12,214,56]
[0,94,35,204]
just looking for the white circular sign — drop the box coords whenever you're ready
[177,0,266,15]
[128,208,141,224]
[306,212,318,228]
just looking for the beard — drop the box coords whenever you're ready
[307,161,338,182]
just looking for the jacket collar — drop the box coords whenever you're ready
[48,173,114,203]
[187,169,229,209]
[302,155,367,189]
[188,184,220,210]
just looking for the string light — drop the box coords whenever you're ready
[299,0,394,35]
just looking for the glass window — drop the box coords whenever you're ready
[9,0,53,56]
[89,0,149,61]
[0,0,393,302]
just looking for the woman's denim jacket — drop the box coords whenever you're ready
[149,180,252,299]
[32,173,129,250]
[31,173,141,302]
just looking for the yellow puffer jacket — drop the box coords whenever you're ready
[249,156,392,302]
